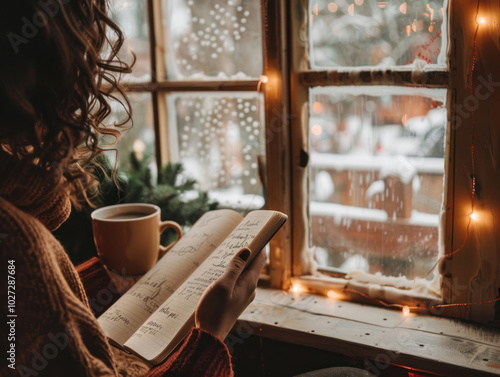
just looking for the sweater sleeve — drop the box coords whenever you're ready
[147,328,234,377]
[75,258,234,377]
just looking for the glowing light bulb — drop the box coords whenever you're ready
[402,306,410,316]
[133,139,146,160]
[292,284,302,293]
[470,212,478,221]
[260,75,269,84]
[478,17,487,25]
[133,139,146,153]
[327,290,338,299]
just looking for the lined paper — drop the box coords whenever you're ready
[98,210,243,345]
[124,211,277,361]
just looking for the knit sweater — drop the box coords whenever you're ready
[0,150,233,377]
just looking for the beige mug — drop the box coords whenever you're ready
[91,203,182,275]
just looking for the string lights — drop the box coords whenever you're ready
[414,0,482,281]
[288,285,500,316]
[291,1,500,318]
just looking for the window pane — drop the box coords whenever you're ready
[309,86,446,280]
[105,93,156,173]
[310,0,447,68]
[109,0,151,82]
[162,0,263,80]
[167,92,265,210]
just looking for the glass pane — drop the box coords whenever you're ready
[104,92,156,173]
[167,92,265,211]
[162,0,263,80]
[109,0,151,82]
[310,0,447,68]
[309,86,446,280]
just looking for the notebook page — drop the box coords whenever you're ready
[124,211,277,361]
[98,210,243,345]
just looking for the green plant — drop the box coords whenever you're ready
[54,152,218,265]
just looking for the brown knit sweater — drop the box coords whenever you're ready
[0,151,233,377]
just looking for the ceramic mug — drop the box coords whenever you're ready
[91,203,182,275]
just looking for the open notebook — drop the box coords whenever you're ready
[98,209,287,364]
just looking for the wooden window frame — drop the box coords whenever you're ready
[281,0,500,324]
[125,0,499,324]
[121,0,292,285]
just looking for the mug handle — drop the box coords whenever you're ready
[158,221,183,258]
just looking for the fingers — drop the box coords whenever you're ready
[237,249,266,293]
[219,248,251,290]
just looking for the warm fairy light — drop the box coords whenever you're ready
[312,4,318,16]
[312,101,323,114]
[377,2,387,9]
[133,139,146,153]
[327,290,340,299]
[402,306,410,316]
[478,17,487,25]
[399,2,407,14]
[133,139,146,160]
[406,25,411,37]
[260,75,269,84]
[470,212,478,221]
[292,284,303,293]
[348,4,354,15]
[328,2,338,13]
[354,0,364,6]
[311,124,323,136]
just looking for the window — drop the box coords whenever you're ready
[286,0,499,323]
[306,0,448,280]
[113,0,500,323]
[107,0,267,213]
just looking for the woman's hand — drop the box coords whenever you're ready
[195,248,265,341]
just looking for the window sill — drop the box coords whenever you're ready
[237,288,500,377]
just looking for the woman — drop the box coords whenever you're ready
[0,1,263,376]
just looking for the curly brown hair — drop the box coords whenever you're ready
[0,0,133,207]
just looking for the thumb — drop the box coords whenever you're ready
[220,248,251,289]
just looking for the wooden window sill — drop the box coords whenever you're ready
[237,288,500,377]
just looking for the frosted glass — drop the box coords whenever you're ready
[309,86,446,279]
[167,93,265,208]
[105,93,156,172]
[310,0,447,68]
[109,0,151,82]
[162,0,263,80]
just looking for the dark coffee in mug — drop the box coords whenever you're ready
[106,212,150,220]
[91,204,183,275]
